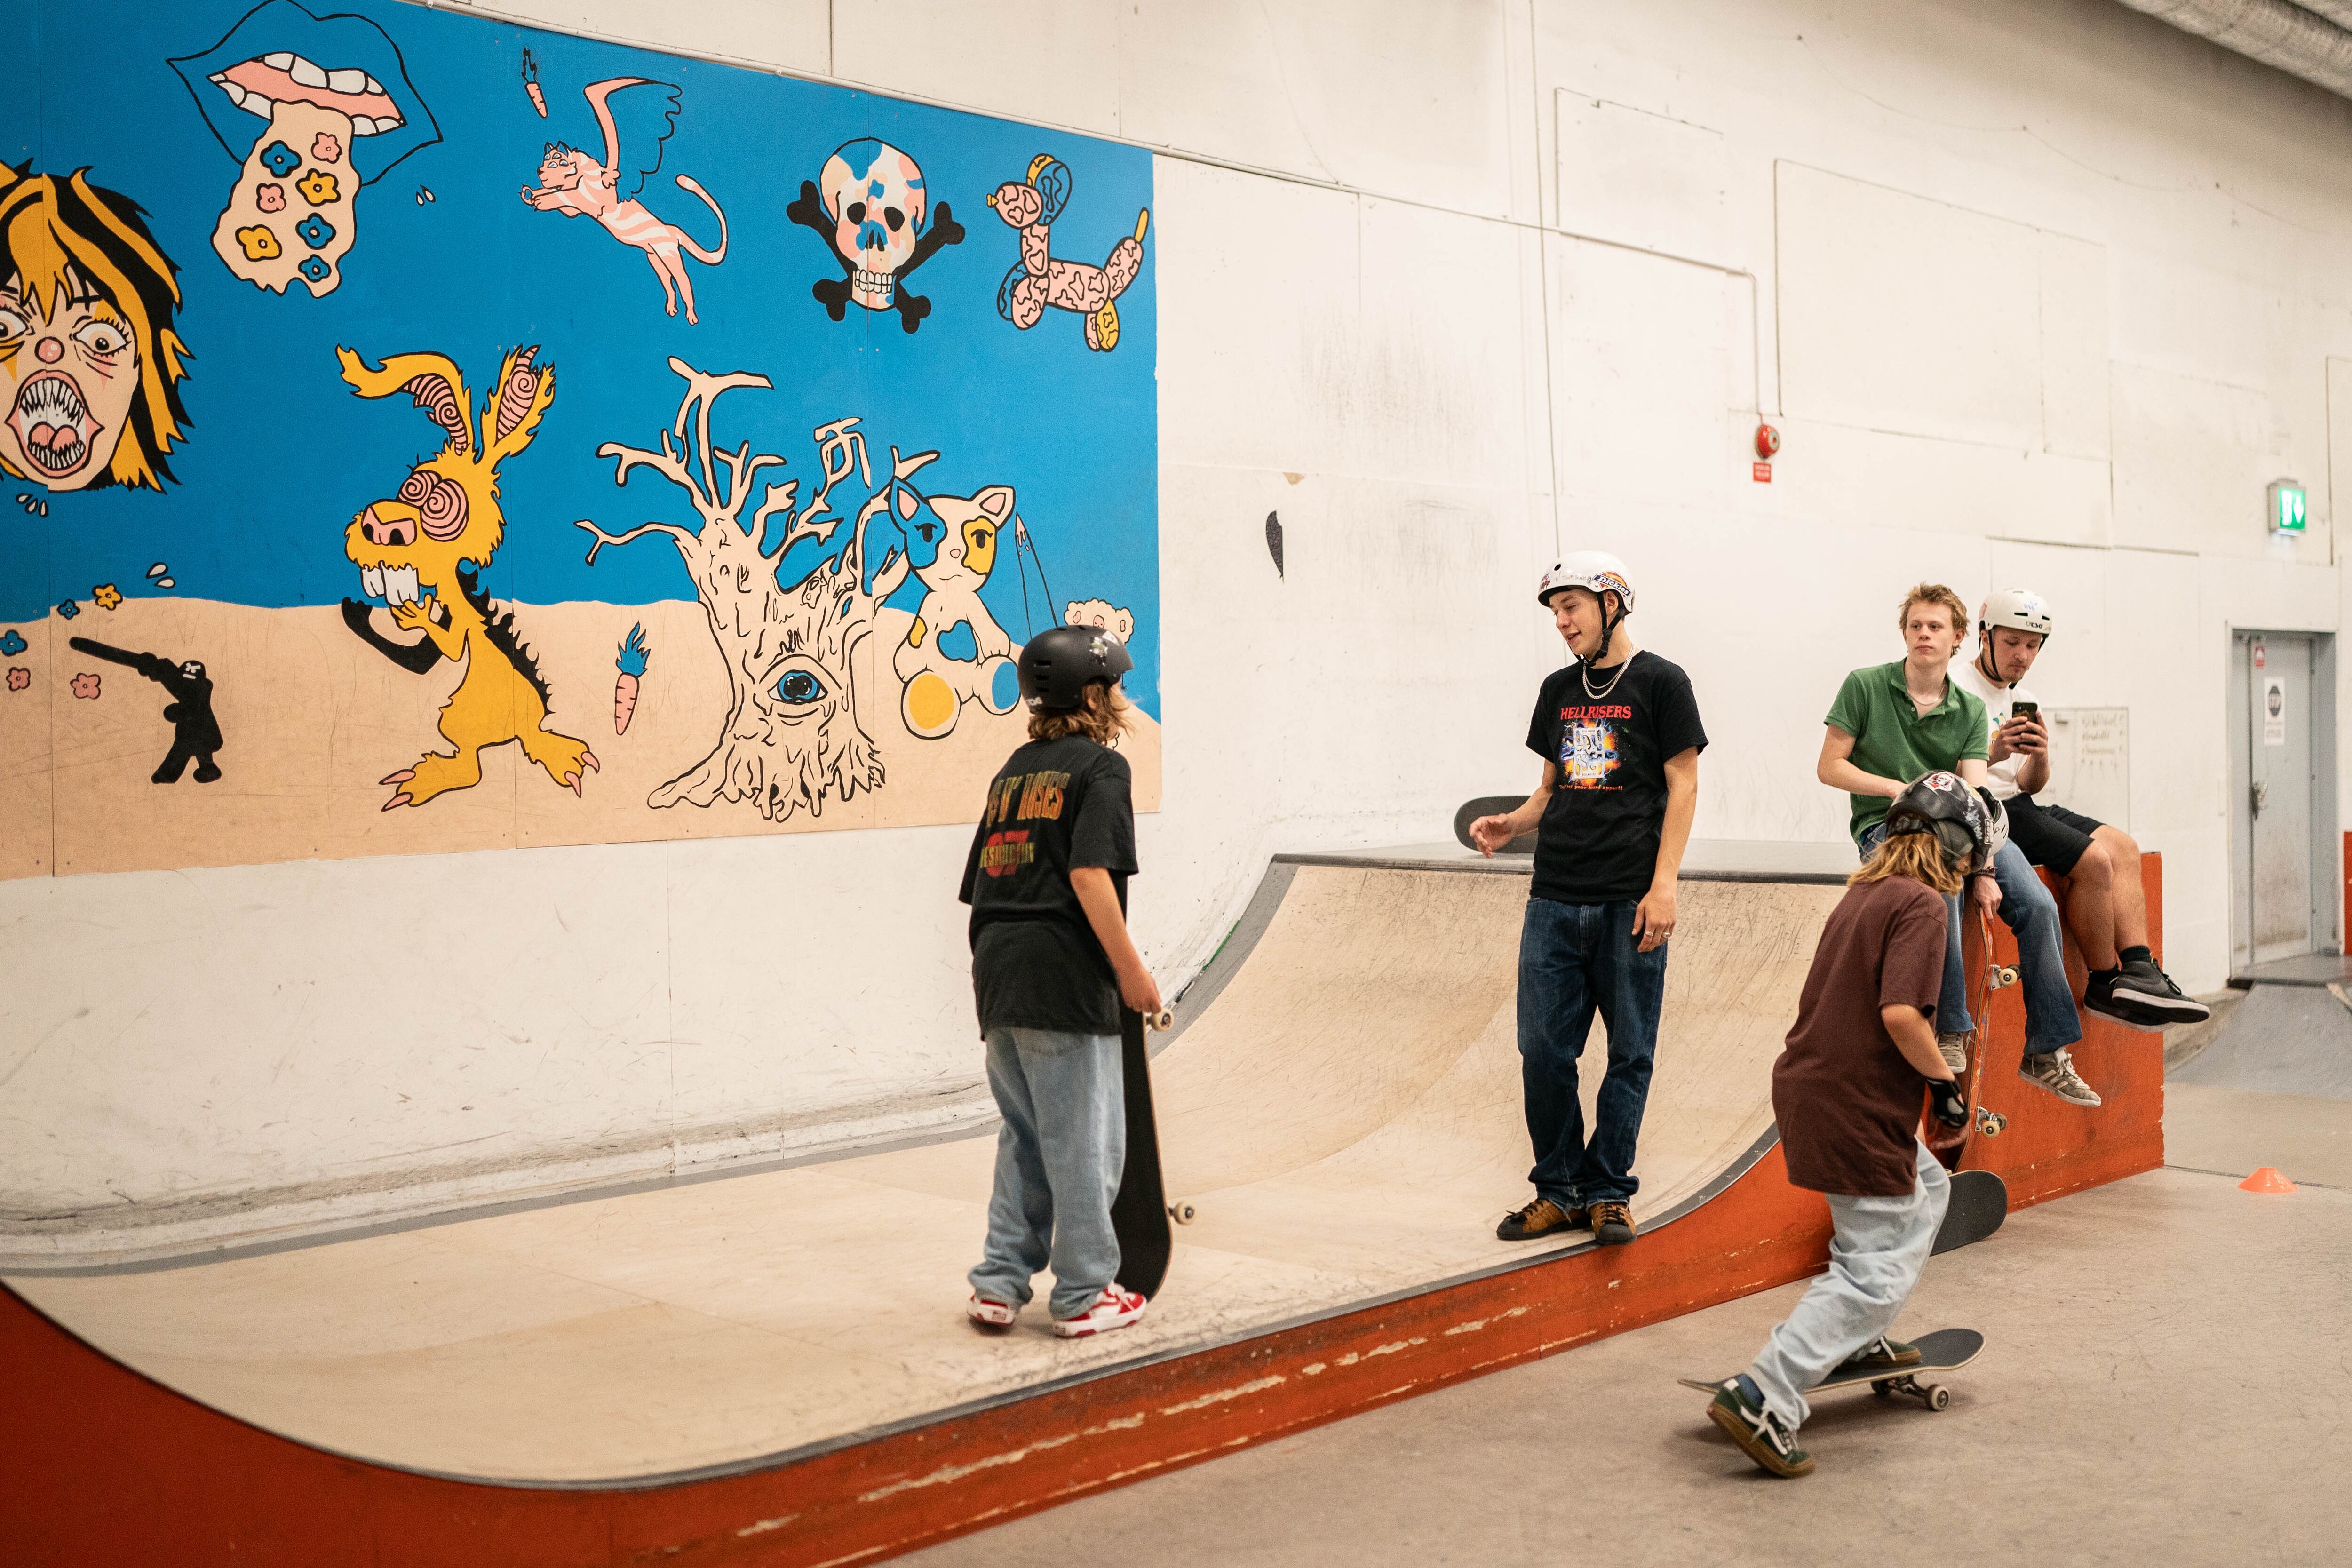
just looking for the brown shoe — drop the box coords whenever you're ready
[1496,1197,1588,1241]
[1589,1200,1636,1246]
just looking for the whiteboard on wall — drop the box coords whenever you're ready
[2041,708,2130,829]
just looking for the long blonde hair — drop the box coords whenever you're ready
[1851,828,1964,896]
[1028,679,1132,747]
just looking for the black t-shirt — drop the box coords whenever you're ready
[958,736,1139,1035]
[1523,651,1708,905]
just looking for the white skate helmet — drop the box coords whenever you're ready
[1979,587,2053,639]
[1535,551,1636,613]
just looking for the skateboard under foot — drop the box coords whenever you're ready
[1680,1327,1985,1413]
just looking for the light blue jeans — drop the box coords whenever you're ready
[969,1026,1125,1320]
[1858,828,2081,1055]
[1748,1140,1951,1429]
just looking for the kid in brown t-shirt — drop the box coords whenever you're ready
[1703,774,1988,1477]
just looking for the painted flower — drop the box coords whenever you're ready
[255,183,286,214]
[91,584,122,611]
[310,132,343,164]
[295,214,334,250]
[299,257,333,285]
[71,671,101,700]
[54,599,79,620]
[0,630,24,656]
[235,225,282,262]
[297,168,341,207]
[5,667,28,692]
[259,140,302,178]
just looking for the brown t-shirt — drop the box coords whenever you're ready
[1771,874,1948,1197]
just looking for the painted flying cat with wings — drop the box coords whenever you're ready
[522,77,728,324]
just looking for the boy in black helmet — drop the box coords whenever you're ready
[1703,772,1983,1478]
[960,625,1162,1339]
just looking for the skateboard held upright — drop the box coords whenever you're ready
[1109,1007,1174,1297]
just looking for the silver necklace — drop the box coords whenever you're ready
[1580,651,1632,700]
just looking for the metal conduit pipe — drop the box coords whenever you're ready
[2116,0,2352,98]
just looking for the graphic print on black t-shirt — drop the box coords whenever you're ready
[1524,651,1708,906]
[959,736,1137,1035]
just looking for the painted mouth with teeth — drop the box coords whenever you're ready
[207,52,406,135]
[8,372,101,478]
[358,563,422,605]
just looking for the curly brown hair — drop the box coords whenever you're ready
[1028,680,1132,747]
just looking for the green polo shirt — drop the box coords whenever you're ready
[1825,660,1989,846]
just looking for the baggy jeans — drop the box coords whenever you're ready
[1516,898,1668,1210]
[1747,1140,1950,1430]
[967,1026,1125,1320]
[1857,829,2080,1053]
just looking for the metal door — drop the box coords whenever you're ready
[2235,632,2317,967]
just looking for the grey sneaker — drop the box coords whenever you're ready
[1937,1033,1970,1074]
[2021,1050,2101,1106]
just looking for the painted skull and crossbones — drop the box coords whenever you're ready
[785,139,964,334]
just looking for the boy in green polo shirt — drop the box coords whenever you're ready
[1814,584,2096,1106]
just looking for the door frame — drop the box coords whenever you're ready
[2228,627,2340,970]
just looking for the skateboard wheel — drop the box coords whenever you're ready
[1168,1201,1196,1225]
[1145,1008,1174,1031]
[1975,1107,2007,1137]
[1926,1384,1951,1412]
[1870,1379,1893,1396]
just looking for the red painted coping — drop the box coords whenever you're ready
[0,858,2165,1567]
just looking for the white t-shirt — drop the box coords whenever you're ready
[1948,658,2038,801]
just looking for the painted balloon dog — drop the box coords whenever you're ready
[989,155,1148,351]
[335,342,598,808]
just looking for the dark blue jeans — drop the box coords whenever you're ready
[1516,898,1668,1209]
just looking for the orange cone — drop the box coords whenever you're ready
[2239,1167,2298,1194]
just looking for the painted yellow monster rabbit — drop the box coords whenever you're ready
[337,342,597,808]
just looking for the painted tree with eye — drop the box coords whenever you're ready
[575,357,914,822]
[0,167,191,493]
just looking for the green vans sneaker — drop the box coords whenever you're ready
[1833,1334,1922,1373]
[1707,1380,1813,1477]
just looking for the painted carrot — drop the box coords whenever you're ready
[522,49,548,118]
[614,622,650,734]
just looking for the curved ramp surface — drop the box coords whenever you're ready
[4,861,1841,1484]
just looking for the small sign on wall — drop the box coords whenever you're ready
[2265,677,2288,746]
[2044,708,2131,830]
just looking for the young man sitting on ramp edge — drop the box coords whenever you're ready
[1471,553,1707,1248]
[1818,583,2099,1108]
[1949,588,2207,1031]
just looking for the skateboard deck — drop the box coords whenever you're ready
[1930,1169,2007,1256]
[1453,796,1536,855]
[1109,1007,1174,1298]
[1679,1327,1985,1412]
[1924,913,2016,1172]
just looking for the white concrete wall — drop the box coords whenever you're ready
[6,0,2349,1258]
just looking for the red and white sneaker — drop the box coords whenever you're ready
[1051,1285,1146,1338]
[967,1293,1018,1330]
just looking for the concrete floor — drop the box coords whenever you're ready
[906,1082,2352,1568]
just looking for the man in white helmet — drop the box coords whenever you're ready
[1951,589,2208,1030]
[1469,552,1708,1249]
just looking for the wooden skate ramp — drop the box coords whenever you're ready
[1,852,2168,1565]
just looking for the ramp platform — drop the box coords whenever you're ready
[1,848,2167,1565]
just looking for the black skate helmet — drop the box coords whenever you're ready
[1883,772,2007,872]
[1017,624,1134,712]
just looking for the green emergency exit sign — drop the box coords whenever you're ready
[2270,479,2308,535]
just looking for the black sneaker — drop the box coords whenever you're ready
[2120,960,2210,1025]
[1707,1380,1813,1477]
[1589,1200,1637,1246]
[2082,970,2171,1033]
[1496,1197,1587,1241]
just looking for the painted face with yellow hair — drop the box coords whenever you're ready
[0,169,190,493]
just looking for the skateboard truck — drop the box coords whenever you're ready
[1144,1008,1174,1031]
[1986,963,2018,990]
[1974,1106,2007,1137]
[1870,1373,1955,1411]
